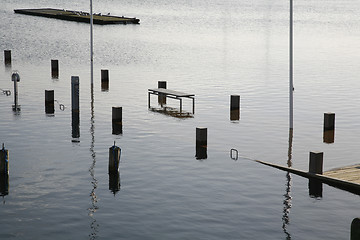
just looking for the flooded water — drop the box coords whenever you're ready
[1,0,360,239]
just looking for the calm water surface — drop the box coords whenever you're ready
[1,0,360,239]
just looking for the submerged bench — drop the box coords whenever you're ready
[148,88,195,114]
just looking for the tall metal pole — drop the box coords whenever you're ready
[289,0,294,130]
[90,0,94,86]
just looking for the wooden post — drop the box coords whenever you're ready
[71,76,80,139]
[158,81,167,105]
[230,95,240,121]
[45,90,55,114]
[71,76,79,112]
[196,127,207,159]
[101,69,109,91]
[11,72,20,111]
[109,144,121,173]
[112,107,123,135]
[4,50,11,65]
[51,59,59,78]
[351,218,360,240]
[323,113,335,143]
[309,151,323,174]
[0,173,9,197]
[0,144,9,175]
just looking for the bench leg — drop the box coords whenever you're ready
[180,98,182,113]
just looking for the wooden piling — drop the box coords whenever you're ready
[11,72,20,111]
[0,144,9,175]
[109,145,121,173]
[4,50,11,65]
[45,90,55,114]
[71,76,80,139]
[324,112,335,131]
[196,127,207,159]
[158,81,167,105]
[0,173,9,197]
[351,218,360,240]
[109,171,120,195]
[112,107,123,135]
[309,151,323,174]
[230,95,240,121]
[101,69,109,91]
[51,59,59,78]
[71,76,79,112]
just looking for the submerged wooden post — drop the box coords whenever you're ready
[351,218,360,240]
[4,50,11,65]
[101,69,109,91]
[158,81,167,105]
[51,59,59,78]
[71,76,80,139]
[0,144,9,175]
[45,90,55,114]
[323,112,335,143]
[230,95,240,121]
[112,107,123,135]
[196,127,207,159]
[309,151,323,174]
[109,143,121,173]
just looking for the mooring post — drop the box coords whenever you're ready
[71,76,80,139]
[101,69,109,91]
[109,143,121,173]
[323,112,335,143]
[324,112,335,131]
[158,81,167,105]
[309,151,323,174]
[51,59,59,78]
[4,50,11,65]
[196,127,207,159]
[351,218,360,240]
[11,72,20,111]
[71,76,79,112]
[112,107,123,135]
[230,95,240,121]
[45,90,55,114]
[0,144,9,175]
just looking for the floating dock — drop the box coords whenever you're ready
[14,8,140,25]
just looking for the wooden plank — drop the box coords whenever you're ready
[148,88,194,97]
[14,8,140,25]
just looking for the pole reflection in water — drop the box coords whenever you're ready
[0,174,9,202]
[109,171,120,195]
[88,85,99,239]
[282,128,293,240]
[351,218,360,240]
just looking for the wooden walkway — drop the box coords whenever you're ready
[14,8,140,25]
[256,160,360,195]
[324,164,360,184]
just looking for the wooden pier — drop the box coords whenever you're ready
[14,8,140,25]
[256,160,360,195]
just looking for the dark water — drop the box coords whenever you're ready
[1,0,360,239]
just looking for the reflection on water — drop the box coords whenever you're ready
[308,179,323,198]
[88,86,99,239]
[72,111,80,140]
[109,171,120,195]
[0,174,9,198]
[282,129,293,239]
[149,107,194,119]
[323,130,335,144]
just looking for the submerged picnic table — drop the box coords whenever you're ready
[148,88,195,114]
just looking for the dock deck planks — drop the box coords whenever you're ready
[324,164,360,184]
[14,8,140,25]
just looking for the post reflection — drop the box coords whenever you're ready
[0,174,9,199]
[282,128,293,239]
[88,85,99,240]
[308,179,323,198]
[109,171,120,195]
